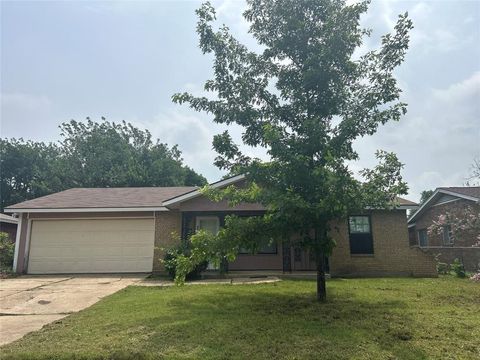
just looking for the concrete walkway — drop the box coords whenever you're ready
[137,276,281,287]
[0,275,145,346]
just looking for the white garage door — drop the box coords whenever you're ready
[27,219,155,274]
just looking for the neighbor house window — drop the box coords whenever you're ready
[418,229,428,247]
[348,216,373,254]
[442,225,453,246]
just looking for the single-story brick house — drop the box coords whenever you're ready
[6,175,436,277]
[408,186,480,271]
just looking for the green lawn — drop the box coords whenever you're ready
[2,277,479,360]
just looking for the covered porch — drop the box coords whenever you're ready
[179,211,328,273]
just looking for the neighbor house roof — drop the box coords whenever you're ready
[0,213,19,224]
[437,186,480,200]
[4,187,197,213]
[408,186,480,224]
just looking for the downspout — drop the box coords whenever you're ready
[12,214,23,273]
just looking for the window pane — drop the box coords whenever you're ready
[349,216,370,234]
[442,226,452,245]
[418,229,428,247]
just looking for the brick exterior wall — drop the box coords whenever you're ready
[411,199,479,247]
[421,247,480,272]
[153,210,182,273]
[153,209,437,277]
[408,198,480,271]
[329,210,437,277]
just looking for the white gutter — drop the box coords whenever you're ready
[12,215,22,272]
[4,207,169,214]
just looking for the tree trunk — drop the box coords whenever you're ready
[316,247,326,302]
[315,226,327,302]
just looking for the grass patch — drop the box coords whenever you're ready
[1,277,479,359]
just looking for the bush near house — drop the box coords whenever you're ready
[451,258,467,278]
[0,232,15,278]
[0,232,14,269]
[163,244,208,280]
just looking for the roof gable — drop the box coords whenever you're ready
[408,187,479,224]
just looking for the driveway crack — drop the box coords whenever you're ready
[0,277,75,299]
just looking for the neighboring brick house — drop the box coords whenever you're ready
[6,175,436,277]
[0,213,18,243]
[408,187,480,271]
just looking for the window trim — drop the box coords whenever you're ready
[348,215,374,255]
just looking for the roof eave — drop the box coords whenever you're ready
[4,207,169,214]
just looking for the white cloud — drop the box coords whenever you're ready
[83,1,154,15]
[352,71,480,201]
[0,93,56,140]
[1,92,52,112]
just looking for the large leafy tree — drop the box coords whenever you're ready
[0,139,63,211]
[58,118,206,188]
[173,0,412,300]
[1,119,206,211]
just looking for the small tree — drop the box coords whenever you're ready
[173,0,412,301]
[466,156,480,186]
[420,190,434,204]
[428,205,480,247]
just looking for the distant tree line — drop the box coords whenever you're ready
[0,118,207,211]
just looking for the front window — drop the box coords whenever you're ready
[239,241,277,255]
[348,216,374,254]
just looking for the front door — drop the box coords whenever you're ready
[195,216,220,270]
[293,247,316,271]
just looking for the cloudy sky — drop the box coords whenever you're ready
[1,0,479,201]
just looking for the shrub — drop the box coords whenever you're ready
[163,244,208,281]
[470,272,480,282]
[0,232,15,270]
[451,258,466,278]
[436,262,449,275]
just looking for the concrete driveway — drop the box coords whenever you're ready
[0,275,146,346]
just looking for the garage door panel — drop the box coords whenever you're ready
[28,219,155,274]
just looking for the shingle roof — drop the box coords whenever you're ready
[5,185,417,211]
[437,186,480,200]
[5,187,197,210]
[397,197,418,206]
